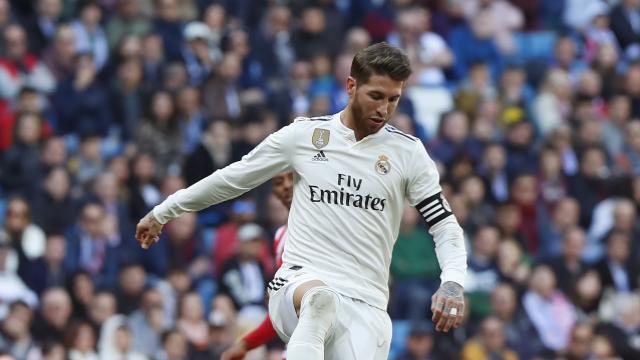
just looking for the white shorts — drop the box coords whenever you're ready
[267,265,392,360]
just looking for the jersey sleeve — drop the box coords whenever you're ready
[405,141,467,287]
[153,124,296,224]
[405,141,453,227]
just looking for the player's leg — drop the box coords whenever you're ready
[324,298,392,360]
[286,281,341,359]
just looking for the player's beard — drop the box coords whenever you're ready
[351,97,386,137]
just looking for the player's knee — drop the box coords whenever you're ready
[300,287,339,324]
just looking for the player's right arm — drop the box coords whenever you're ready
[136,123,296,249]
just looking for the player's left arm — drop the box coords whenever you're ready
[406,141,467,333]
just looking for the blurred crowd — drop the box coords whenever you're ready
[1,0,640,359]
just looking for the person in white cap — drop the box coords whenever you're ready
[136,42,467,359]
[181,21,217,85]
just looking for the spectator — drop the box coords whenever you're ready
[53,54,112,137]
[71,0,109,71]
[97,315,146,360]
[395,322,436,360]
[461,316,518,360]
[509,173,541,253]
[109,57,145,142]
[572,270,603,317]
[2,197,46,273]
[490,283,543,357]
[291,6,338,61]
[153,0,185,62]
[565,322,595,360]
[0,301,40,359]
[41,25,77,82]
[390,204,440,320]
[65,320,98,360]
[569,147,611,229]
[176,292,209,354]
[532,68,572,136]
[106,0,152,49]
[128,288,170,357]
[217,223,269,316]
[621,121,640,175]
[465,225,501,319]
[455,62,497,118]
[544,226,588,296]
[496,240,530,289]
[597,292,640,358]
[478,143,509,203]
[253,5,294,81]
[87,290,117,331]
[430,111,474,167]
[128,153,161,223]
[201,52,243,121]
[1,112,45,198]
[69,135,104,188]
[0,24,56,102]
[537,147,568,211]
[155,329,187,360]
[462,0,524,55]
[623,63,640,118]
[603,94,631,159]
[140,212,203,277]
[64,202,126,288]
[459,175,494,235]
[387,8,453,86]
[19,233,67,295]
[595,229,639,292]
[135,90,182,173]
[66,270,95,321]
[609,0,640,53]
[0,232,38,318]
[32,287,72,344]
[92,171,133,244]
[31,166,77,234]
[523,265,576,353]
[175,86,205,155]
[181,22,215,86]
[139,32,164,89]
[24,0,63,55]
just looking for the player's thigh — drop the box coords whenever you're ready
[324,298,392,360]
[267,266,324,342]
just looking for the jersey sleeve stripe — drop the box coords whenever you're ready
[415,192,453,228]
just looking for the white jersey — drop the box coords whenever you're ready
[153,112,467,310]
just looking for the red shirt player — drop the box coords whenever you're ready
[221,171,293,360]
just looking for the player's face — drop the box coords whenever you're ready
[272,172,294,209]
[347,74,403,137]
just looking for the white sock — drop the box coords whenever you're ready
[286,287,339,360]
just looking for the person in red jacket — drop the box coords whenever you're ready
[221,171,293,360]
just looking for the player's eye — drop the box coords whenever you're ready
[369,92,383,100]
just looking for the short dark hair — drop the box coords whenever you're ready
[350,42,411,85]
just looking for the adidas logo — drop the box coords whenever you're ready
[312,150,329,162]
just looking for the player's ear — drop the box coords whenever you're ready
[346,76,356,96]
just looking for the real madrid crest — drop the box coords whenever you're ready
[312,128,330,149]
[375,155,391,175]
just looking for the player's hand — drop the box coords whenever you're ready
[135,211,164,249]
[431,281,465,333]
[220,341,248,360]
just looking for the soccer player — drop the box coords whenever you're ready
[136,42,467,359]
[221,171,293,360]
